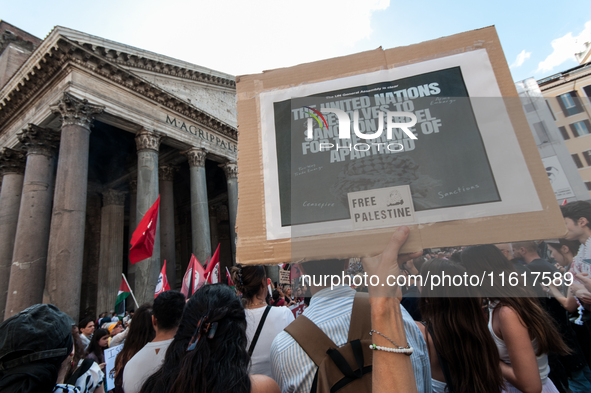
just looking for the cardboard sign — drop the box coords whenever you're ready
[279,270,291,284]
[104,344,124,391]
[235,26,566,265]
[348,185,417,229]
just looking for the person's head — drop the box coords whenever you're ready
[0,304,74,393]
[230,265,266,302]
[561,201,591,243]
[108,321,124,337]
[272,289,281,303]
[460,245,570,357]
[87,328,109,358]
[511,241,539,262]
[419,259,504,393]
[139,284,251,393]
[114,304,155,380]
[546,238,580,266]
[65,325,87,383]
[300,259,347,292]
[283,285,292,297]
[494,243,513,260]
[78,317,95,338]
[153,291,186,333]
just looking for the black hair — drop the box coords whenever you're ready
[561,201,591,229]
[230,265,266,301]
[78,317,94,331]
[86,328,109,361]
[153,291,186,331]
[139,284,250,393]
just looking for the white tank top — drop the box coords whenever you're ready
[488,302,550,383]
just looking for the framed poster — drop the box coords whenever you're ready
[236,27,566,265]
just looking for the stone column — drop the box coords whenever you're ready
[135,129,164,305]
[127,180,137,291]
[97,190,126,316]
[209,206,219,252]
[159,165,177,289]
[4,126,59,319]
[220,161,238,263]
[44,93,104,321]
[0,148,26,319]
[183,148,210,265]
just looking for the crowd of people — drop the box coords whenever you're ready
[1,201,591,393]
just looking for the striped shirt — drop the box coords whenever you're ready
[270,286,431,393]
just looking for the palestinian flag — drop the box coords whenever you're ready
[115,278,131,315]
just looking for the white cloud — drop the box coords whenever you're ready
[510,50,531,68]
[124,0,390,75]
[536,20,591,73]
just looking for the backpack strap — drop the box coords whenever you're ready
[66,358,94,386]
[347,293,371,342]
[248,305,272,357]
[284,315,338,366]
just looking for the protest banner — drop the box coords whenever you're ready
[235,26,566,265]
[104,344,124,391]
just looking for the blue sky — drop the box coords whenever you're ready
[1,0,590,82]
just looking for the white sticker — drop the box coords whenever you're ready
[347,185,417,230]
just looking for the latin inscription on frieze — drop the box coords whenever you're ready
[165,115,237,153]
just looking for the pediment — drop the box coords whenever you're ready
[0,26,237,138]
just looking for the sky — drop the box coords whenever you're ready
[1,0,590,82]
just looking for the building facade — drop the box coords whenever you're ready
[0,24,239,321]
[537,62,591,198]
[515,77,589,202]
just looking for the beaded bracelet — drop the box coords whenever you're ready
[369,329,413,355]
[369,344,414,355]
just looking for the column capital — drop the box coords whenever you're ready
[50,92,105,129]
[159,165,178,181]
[0,148,26,176]
[182,147,207,168]
[102,189,126,206]
[135,129,165,152]
[129,179,137,193]
[220,161,238,179]
[17,124,60,157]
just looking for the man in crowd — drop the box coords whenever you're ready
[123,290,185,393]
[270,258,431,393]
[78,317,95,350]
[561,201,591,304]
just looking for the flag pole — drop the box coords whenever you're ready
[122,273,139,308]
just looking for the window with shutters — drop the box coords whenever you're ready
[573,154,584,168]
[559,126,570,140]
[570,120,591,137]
[558,91,584,116]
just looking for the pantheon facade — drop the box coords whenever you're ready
[0,21,239,321]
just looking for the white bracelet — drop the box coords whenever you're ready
[369,344,414,355]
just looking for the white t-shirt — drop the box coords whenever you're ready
[246,306,295,378]
[122,338,173,393]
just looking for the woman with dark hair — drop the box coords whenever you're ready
[112,304,155,393]
[461,244,571,393]
[231,265,294,378]
[270,290,285,307]
[85,329,109,370]
[418,258,504,393]
[139,284,279,393]
[66,327,104,393]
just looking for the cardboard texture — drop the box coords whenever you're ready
[235,26,567,265]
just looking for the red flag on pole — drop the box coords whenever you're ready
[181,254,206,297]
[129,196,160,264]
[226,267,235,287]
[205,244,220,284]
[155,260,171,298]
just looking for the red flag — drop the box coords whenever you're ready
[129,196,160,264]
[181,254,206,297]
[290,264,303,281]
[205,244,220,284]
[226,267,235,286]
[155,260,171,298]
